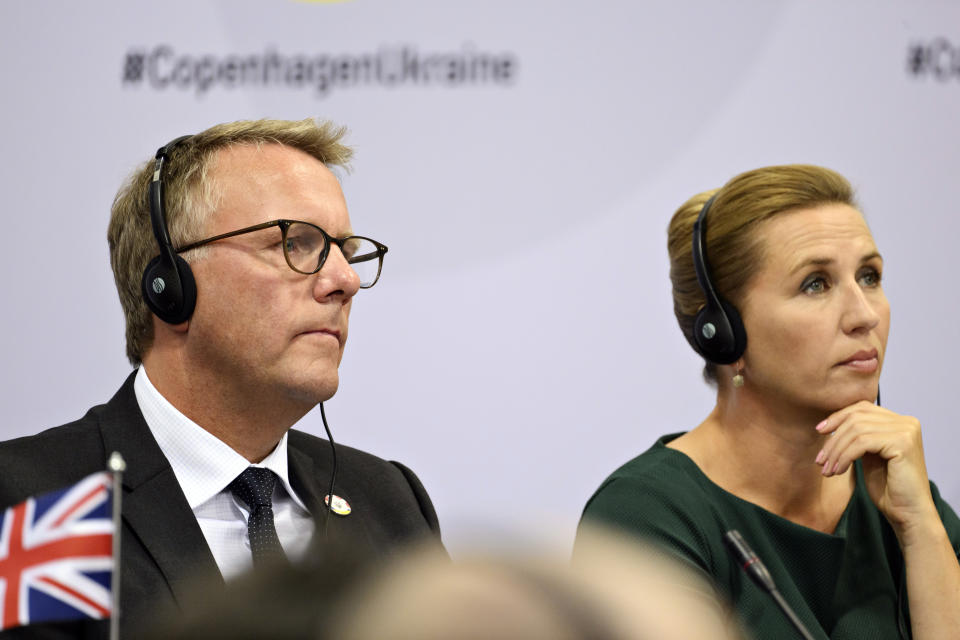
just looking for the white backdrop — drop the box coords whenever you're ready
[2,0,959,555]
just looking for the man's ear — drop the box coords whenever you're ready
[153,315,189,336]
[168,320,189,334]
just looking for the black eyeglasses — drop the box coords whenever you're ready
[175,219,388,288]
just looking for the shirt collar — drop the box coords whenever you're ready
[134,367,308,511]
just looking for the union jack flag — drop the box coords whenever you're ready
[0,472,114,631]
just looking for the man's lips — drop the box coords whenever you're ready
[836,348,879,371]
[299,328,342,344]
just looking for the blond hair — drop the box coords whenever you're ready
[108,118,353,365]
[667,165,857,383]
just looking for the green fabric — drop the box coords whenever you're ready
[578,433,960,640]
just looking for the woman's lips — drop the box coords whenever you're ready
[837,349,879,372]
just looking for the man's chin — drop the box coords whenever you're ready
[285,375,340,408]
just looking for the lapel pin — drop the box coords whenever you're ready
[324,494,352,516]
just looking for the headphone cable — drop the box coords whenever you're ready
[319,402,338,540]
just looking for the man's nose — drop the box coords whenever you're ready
[313,244,361,302]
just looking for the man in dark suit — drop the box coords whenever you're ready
[0,119,441,638]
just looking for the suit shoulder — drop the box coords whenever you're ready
[0,409,106,462]
[0,409,108,507]
[287,429,424,494]
[287,429,396,469]
[287,429,441,538]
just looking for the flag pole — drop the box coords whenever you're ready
[107,452,126,640]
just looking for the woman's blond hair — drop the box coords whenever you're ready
[667,164,857,383]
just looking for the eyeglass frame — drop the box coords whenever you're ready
[174,219,388,288]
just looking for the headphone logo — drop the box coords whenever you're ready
[151,277,166,294]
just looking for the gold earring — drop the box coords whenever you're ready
[732,362,744,388]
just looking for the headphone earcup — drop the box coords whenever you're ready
[141,254,197,325]
[692,297,747,365]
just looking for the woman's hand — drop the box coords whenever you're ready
[815,400,938,542]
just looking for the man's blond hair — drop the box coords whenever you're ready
[107,118,353,365]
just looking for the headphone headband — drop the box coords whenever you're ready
[689,192,747,365]
[148,136,191,268]
[141,134,198,325]
[691,195,720,302]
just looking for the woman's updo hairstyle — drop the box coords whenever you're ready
[668,164,857,383]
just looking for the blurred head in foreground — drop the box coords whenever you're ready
[334,526,743,640]
[155,526,743,639]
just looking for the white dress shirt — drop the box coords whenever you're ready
[134,367,315,580]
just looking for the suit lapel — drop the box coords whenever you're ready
[288,444,326,515]
[99,373,223,606]
[287,436,374,552]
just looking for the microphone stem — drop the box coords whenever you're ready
[770,589,817,640]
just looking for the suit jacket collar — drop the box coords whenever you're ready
[99,371,224,605]
[288,444,325,514]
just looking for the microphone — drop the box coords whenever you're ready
[723,530,817,640]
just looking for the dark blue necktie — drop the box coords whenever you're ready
[228,467,286,568]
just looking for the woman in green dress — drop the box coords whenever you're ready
[578,165,960,639]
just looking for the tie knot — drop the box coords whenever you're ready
[229,467,277,509]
